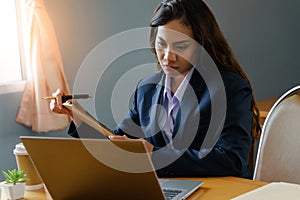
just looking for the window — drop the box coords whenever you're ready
[0,0,25,93]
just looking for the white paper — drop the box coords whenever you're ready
[232,182,300,200]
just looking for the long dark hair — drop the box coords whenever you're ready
[149,0,261,140]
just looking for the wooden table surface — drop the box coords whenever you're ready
[182,176,266,200]
[1,176,267,200]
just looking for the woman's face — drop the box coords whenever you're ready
[155,19,197,77]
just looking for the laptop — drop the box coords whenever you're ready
[21,136,203,200]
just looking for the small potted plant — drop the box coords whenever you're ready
[2,169,30,199]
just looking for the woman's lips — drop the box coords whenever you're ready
[163,65,177,70]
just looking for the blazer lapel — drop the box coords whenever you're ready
[143,73,168,146]
[172,70,206,149]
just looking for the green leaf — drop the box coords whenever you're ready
[2,169,29,185]
[2,170,10,179]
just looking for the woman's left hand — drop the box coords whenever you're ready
[108,135,154,154]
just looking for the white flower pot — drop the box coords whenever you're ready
[3,182,26,200]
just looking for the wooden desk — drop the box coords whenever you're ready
[257,97,278,126]
[1,177,267,200]
[178,176,266,200]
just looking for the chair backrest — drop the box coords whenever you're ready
[253,85,300,184]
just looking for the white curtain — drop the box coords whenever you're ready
[16,0,70,132]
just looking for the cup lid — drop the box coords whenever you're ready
[13,143,28,155]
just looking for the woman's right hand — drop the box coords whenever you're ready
[50,88,85,126]
[49,88,72,117]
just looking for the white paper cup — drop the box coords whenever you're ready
[0,181,2,198]
[13,143,43,190]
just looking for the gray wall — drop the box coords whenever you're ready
[208,0,300,99]
[0,0,299,181]
[46,0,300,101]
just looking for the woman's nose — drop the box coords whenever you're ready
[163,50,177,63]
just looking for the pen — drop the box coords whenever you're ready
[42,94,92,102]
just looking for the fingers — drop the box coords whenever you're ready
[49,88,71,116]
[50,98,70,115]
[50,99,56,111]
[108,135,129,140]
[52,88,64,109]
[50,101,62,113]
[108,136,154,154]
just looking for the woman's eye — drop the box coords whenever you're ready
[156,41,167,48]
[175,45,188,51]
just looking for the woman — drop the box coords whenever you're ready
[51,0,260,178]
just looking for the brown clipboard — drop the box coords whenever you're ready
[63,102,115,137]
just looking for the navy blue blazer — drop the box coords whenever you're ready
[69,68,253,178]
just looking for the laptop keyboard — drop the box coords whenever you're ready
[163,188,183,200]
